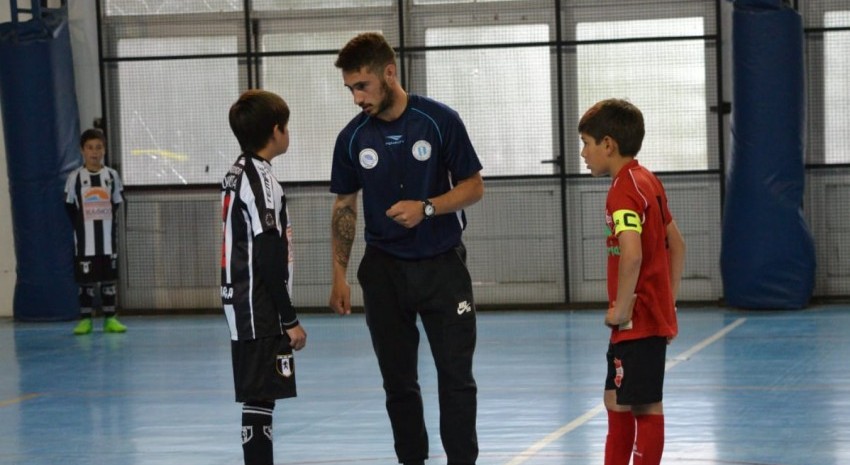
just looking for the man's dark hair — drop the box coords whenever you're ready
[335,32,396,74]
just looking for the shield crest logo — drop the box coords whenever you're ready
[614,357,624,388]
[276,354,293,378]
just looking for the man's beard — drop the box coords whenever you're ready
[369,78,395,117]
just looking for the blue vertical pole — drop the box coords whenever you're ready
[720,0,816,309]
[0,2,81,320]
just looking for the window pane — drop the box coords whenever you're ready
[576,17,707,172]
[261,31,365,182]
[105,0,241,15]
[254,0,392,10]
[825,11,850,164]
[415,0,522,3]
[117,37,239,185]
[426,25,552,176]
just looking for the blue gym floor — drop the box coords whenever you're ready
[1,306,848,465]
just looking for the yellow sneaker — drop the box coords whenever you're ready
[103,317,127,333]
[73,318,93,335]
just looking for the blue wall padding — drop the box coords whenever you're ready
[0,10,82,320]
[733,0,784,10]
[720,2,816,309]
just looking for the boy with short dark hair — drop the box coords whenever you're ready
[65,128,127,335]
[222,89,307,465]
[579,98,685,465]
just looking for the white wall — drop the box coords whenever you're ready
[68,0,100,131]
[0,99,13,318]
[0,0,15,317]
[0,1,99,317]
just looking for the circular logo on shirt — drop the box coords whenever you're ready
[359,149,379,169]
[412,140,431,161]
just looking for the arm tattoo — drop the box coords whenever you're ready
[332,206,356,268]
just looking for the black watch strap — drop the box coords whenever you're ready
[422,199,435,219]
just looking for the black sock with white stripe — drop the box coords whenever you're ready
[79,285,95,318]
[242,401,275,465]
[101,282,117,317]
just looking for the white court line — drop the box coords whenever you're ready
[503,317,747,465]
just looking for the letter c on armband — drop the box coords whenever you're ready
[612,209,642,235]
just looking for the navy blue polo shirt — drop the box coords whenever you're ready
[331,94,483,259]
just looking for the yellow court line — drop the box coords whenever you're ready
[503,318,748,465]
[0,393,40,408]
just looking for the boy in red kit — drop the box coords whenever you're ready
[579,99,685,465]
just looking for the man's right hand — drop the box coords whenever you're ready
[329,279,352,315]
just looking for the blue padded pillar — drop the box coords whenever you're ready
[720,0,816,309]
[0,4,81,320]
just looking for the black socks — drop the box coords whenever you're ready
[242,401,275,465]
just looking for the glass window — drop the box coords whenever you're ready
[576,17,707,173]
[254,0,392,10]
[261,31,366,182]
[116,37,239,185]
[104,0,241,16]
[414,0,519,4]
[825,11,850,164]
[425,24,552,176]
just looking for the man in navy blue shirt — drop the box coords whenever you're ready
[329,32,484,465]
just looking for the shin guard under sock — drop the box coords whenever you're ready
[242,401,275,465]
[605,409,635,465]
[633,414,664,465]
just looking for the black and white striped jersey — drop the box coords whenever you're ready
[221,153,296,341]
[64,166,124,257]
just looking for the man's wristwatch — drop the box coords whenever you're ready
[422,199,436,220]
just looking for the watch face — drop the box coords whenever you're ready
[425,203,435,217]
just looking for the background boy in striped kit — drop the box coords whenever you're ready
[64,128,127,335]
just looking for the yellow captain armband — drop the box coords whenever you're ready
[612,209,642,235]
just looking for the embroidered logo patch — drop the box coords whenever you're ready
[277,354,294,378]
[242,426,253,444]
[412,140,431,161]
[359,149,379,169]
[385,135,404,146]
[614,357,624,388]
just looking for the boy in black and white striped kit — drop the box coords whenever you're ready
[64,128,127,335]
[222,89,307,465]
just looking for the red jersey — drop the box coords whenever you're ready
[605,159,677,343]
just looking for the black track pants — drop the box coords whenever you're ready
[357,244,479,465]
